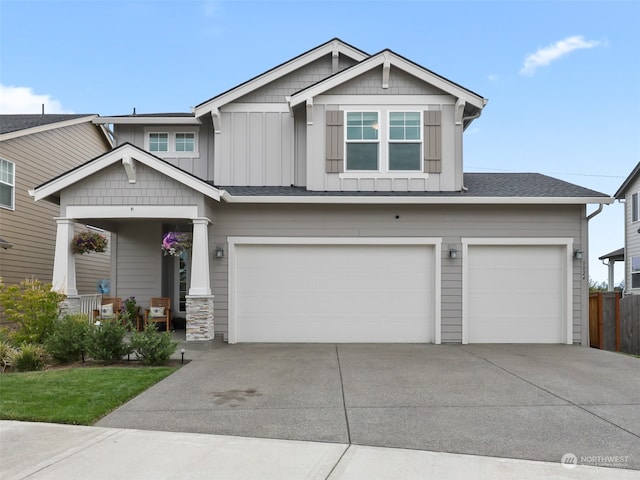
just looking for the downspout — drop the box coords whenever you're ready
[586,203,604,221]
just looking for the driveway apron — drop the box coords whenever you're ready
[96,344,640,470]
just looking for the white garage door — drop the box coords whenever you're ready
[466,245,566,343]
[232,243,435,343]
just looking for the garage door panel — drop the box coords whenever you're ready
[235,243,434,343]
[467,245,565,343]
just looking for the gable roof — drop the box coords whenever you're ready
[614,161,640,199]
[30,142,220,204]
[218,173,612,205]
[288,49,486,111]
[194,38,368,116]
[0,114,112,144]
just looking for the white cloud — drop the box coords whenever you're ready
[520,35,601,76]
[0,85,72,114]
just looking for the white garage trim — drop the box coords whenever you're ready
[461,238,573,345]
[228,237,442,344]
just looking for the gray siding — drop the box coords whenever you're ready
[206,202,586,343]
[325,66,448,96]
[115,124,212,181]
[61,162,204,208]
[625,175,640,292]
[0,122,111,289]
[236,54,358,103]
[215,111,294,186]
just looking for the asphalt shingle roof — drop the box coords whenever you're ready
[0,114,95,135]
[219,173,609,198]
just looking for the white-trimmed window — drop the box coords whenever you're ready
[0,158,15,210]
[632,192,639,222]
[632,256,640,289]
[346,111,379,171]
[389,111,421,171]
[145,129,198,157]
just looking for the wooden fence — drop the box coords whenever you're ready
[590,292,640,354]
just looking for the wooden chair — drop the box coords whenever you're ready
[92,297,123,322]
[144,297,171,332]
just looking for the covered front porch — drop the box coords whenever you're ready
[30,143,222,342]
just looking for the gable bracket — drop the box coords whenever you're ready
[306,98,314,125]
[122,155,137,183]
[455,98,466,125]
[382,54,391,89]
[332,39,340,72]
[211,108,221,133]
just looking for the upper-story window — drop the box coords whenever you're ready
[632,192,639,222]
[389,112,421,171]
[346,112,379,171]
[0,158,15,210]
[632,256,640,289]
[344,111,422,172]
[145,129,198,157]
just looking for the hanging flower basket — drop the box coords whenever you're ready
[161,232,192,257]
[71,231,108,255]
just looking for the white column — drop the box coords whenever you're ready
[608,261,615,292]
[189,218,211,295]
[52,218,77,295]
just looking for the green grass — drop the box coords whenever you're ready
[0,367,177,425]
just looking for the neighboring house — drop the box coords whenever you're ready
[0,114,112,296]
[31,39,612,345]
[614,162,640,294]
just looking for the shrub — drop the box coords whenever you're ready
[130,323,178,366]
[87,319,132,363]
[46,314,91,363]
[0,341,17,372]
[9,343,48,372]
[0,279,64,344]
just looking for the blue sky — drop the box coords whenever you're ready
[1,0,638,284]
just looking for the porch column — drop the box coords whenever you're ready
[189,218,211,295]
[186,217,214,341]
[52,218,77,295]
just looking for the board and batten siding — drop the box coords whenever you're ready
[205,202,586,344]
[214,111,294,186]
[0,122,111,290]
[625,175,640,293]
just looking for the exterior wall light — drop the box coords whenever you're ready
[574,249,583,260]
[449,248,458,259]
[215,247,224,258]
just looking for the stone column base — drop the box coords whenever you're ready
[186,295,214,342]
[58,295,82,319]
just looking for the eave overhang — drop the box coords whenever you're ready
[0,115,100,141]
[92,116,201,125]
[614,161,640,199]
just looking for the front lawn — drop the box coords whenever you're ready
[0,367,177,425]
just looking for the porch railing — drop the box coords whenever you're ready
[78,294,102,320]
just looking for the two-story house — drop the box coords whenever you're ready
[0,114,112,301]
[31,39,611,345]
[614,162,640,294]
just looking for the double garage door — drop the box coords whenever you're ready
[229,239,569,344]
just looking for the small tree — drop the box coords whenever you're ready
[0,279,65,344]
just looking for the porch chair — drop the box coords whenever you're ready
[144,297,171,332]
[92,297,123,322]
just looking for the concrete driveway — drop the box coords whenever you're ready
[97,344,640,470]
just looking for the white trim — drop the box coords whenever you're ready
[344,110,381,172]
[195,40,368,116]
[0,115,99,141]
[289,50,485,110]
[66,205,199,219]
[227,236,442,344]
[318,95,456,106]
[0,157,15,210]
[31,144,221,202]
[92,116,201,125]
[143,127,200,158]
[219,191,613,205]
[461,238,573,345]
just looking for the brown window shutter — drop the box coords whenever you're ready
[326,110,344,173]
[423,110,442,173]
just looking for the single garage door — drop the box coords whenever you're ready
[466,245,566,343]
[233,243,435,343]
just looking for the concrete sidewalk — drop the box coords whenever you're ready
[2,421,636,480]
